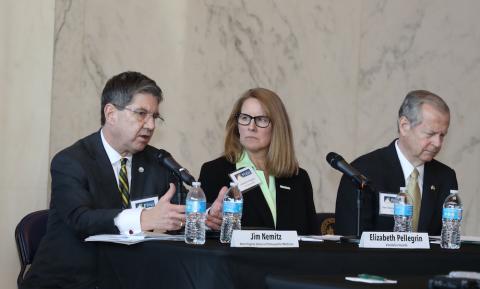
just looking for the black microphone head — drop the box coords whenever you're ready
[157,149,172,161]
[156,149,196,186]
[181,171,196,186]
[326,152,343,167]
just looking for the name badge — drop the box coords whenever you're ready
[379,192,397,216]
[229,167,261,192]
[359,232,430,249]
[130,196,158,209]
[230,230,299,248]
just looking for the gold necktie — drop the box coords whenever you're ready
[407,168,421,231]
[118,158,130,209]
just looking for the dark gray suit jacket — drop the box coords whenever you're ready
[199,156,317,235]
[335,140,458,236]
[22,131,172,289]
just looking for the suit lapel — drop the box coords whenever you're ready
[275,177,293,229]
[370,141,404,229]
[418,162,436,232]
[385,140,406,191]
[232,162,275,228]
[86,131,123,208]
[246,185,274,228]
[130,152,146,201]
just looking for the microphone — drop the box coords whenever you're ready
[326,152,369,188]
[157,149,196,186]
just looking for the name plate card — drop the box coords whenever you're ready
[230,230,299,248]
[359,232,430,249]
[229,167,261,192]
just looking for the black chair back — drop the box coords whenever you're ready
[15,209,48,288]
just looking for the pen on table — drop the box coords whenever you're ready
[358,274,387,281]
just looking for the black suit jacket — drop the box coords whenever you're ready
[22,131,172,289]
[199,156,316,235]
[335,140,458,236]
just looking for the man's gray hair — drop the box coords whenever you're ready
[398,90,450,129]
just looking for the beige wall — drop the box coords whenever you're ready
[0,0,55,288]
[3,0,480,288]
[51,0,480,233]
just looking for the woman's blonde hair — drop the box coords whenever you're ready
[224,88,298,177]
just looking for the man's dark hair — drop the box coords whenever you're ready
[101,71,163,125]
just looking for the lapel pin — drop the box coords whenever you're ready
[138,167,144,173]
[430,185,436,191]
[279,185,291,190]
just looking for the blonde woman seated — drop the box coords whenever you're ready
[201,88,316,235]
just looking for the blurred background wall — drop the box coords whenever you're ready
[2,0,480,288]
[0,0,54,288]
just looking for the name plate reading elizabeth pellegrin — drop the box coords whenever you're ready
[230,230,299,248]
[359,232,430,249]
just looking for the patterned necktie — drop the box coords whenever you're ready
[118,158,130,209]
[407,168,421,231]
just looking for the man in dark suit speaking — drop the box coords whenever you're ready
[22,72,186,289]
[335,90,457,236]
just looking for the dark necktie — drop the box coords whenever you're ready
[118,158,130,209]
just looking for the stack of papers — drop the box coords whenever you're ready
[85,232,184,245]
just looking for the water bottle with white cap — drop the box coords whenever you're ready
[220,182,243,243]
[185,182,206,245]
[393,187,413,232]
[441,190,462,249]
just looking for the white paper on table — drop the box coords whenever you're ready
[429,235,480,245]
[449,271,480,279]
[298,236,324,242]
[298,235,342,242]
[85,232,184,245]
[461,236,480,243]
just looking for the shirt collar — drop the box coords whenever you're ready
[236,151,261,171]
[100,129,132,165]
[395,139,424,182]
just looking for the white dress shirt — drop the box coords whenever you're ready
[101,130,143,235]
[395,140,424,195]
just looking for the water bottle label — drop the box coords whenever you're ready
[394,204,413,216]
[186,200,206,213]
[223,200,243,213]
[442,208,462,220]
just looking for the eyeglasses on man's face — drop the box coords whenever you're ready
[114,105,165,124]
[236,113,271,128]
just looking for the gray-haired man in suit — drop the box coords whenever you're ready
[335,90,457,236]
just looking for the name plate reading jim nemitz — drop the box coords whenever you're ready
[230,230,299,248]
[359,232,430,249]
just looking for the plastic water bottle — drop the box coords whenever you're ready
[441,190,462,249]
[220,182,243,243]
[185,182,206,245]
[393,187,413,232]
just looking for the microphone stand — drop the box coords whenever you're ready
[355,186,363,238]
[171,173,187,205]
[341,180,369,243]
[169,173,186,235]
